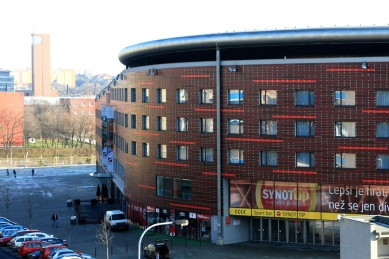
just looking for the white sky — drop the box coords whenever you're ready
[1,0,388,75]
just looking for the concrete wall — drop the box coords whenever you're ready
[340,218,375,259]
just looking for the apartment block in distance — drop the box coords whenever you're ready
[31,33,57,97]
[57,69,76,88]
[95,26,389,248]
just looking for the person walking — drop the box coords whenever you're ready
[51,212,59,227]
[13,170,16,178]
[32,168,34,176]
[6,169,9,176]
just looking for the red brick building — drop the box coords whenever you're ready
[95,27,389,246]
[0,92,24,147]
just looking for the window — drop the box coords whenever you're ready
[296,121,315,137]
[260,120,277,136]
[296,152,315,167]
[177,146,188,160]
[156,176,192,200]
[335,153,356,168]
[200,147,214,162]
[142,88,149,103]
[334,91,355,106]
[295,90,314,106]
[131,115,136,129]
[200,89,213,104]
[142,116,149,130]
[229,149,244,164]
[157,144,167,159]
[157,116,167,131]
[125,141,128,153]
[73,111,77,115]
[89,111,94,115]
[125,114,128,128]
[131,141,137,155]
[260,90,277,105]
[377,91,389,106]
[200,118,213,133]
[125,88,128,102]
[260,151,277,166]
[377,122,389,138]
[81,111,85,115]
[131,88,136,102]
[142,143,149,157]
[228,119,243,134]
[89,102,93,106]
[74,102,78,106]
[377,154,389,169]
[228,89,243,104]
[335,122,356,137]
[177,89,188,103]
[157,88,166,103]
[81,102,86,106]
[177,117,188,132]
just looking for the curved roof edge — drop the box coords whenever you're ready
[118,26,389,66]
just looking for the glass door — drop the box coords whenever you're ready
[271,219,286,242]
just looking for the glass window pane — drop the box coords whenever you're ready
[377,122,389,137]
[377,154,389,169]
[377,91,389,106]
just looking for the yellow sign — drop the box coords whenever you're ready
[229,208,251,216]
[297,211,321,220]
[252,209,274,217]
[274,210,298,219]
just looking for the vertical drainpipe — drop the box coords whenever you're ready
[216,45,224,245]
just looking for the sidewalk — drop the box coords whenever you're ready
[0,165,340,259]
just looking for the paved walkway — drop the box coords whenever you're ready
[0,165,340,259]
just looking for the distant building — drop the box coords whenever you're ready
[31,33,57,97]
[0,70,15,92]
[12,68,32,91]
[59,97,95,116]
[57,69,76,88]
[0,92,24,147]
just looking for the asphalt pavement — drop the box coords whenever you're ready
[0,165,340,259]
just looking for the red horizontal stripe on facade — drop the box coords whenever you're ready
[326,68,375,72]
[252,79,316,83]
[273,170,317,175]
[362,110,389,114]
[221,109,245,113]
[170,203,211,211]
[139,184,155,189]
[126,161,139,166]
[362,179,389,183]
[195,108,216,112]
[226,138,284,143]
[202,172,236,177]
[181,74,210,78]
[339,146,388,151]
[273,115,316,119]
[154,161,189,167]
[138,82,155,85]
[134,132,160,136]
[169,140,196,145]
[145,105,165,109]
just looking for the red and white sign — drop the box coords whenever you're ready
[146,206,155,212]
[196,213,211,220]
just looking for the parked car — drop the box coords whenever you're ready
[0,222,13,228]
[10,236,40,250]
[18,240,51,258]
[0,229,40,246]
[143,240,170,259]
[0,217,17,225]
[28,250,41,259]
[38,245,67,259]
[48,249,80,259]
[1,228,19,237]
[24,232,53,238]
[39,237,68,247]
[0,225,25,236]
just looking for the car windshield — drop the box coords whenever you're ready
[112,214,126,220]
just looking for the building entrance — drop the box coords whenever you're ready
[271,219,286,242]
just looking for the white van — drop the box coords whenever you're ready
[105,210,129,231]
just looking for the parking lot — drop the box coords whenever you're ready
[0,165,340,259]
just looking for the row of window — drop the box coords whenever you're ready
[126,88,389,106]
[73,110,94,116]
[128,116,389,138]
[125,141,389,169]
[74,102,94,106]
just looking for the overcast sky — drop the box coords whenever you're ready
[1,0,388,75]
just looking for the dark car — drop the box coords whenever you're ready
[143,240,170,259]
[27,250,40,259]
[39,237,68,247]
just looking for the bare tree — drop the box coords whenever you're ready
[3,188,12,218]
[25,194,34,229]
[0,106,24,155]
[95,219,114,259]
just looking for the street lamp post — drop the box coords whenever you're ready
[138,219,189,259]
